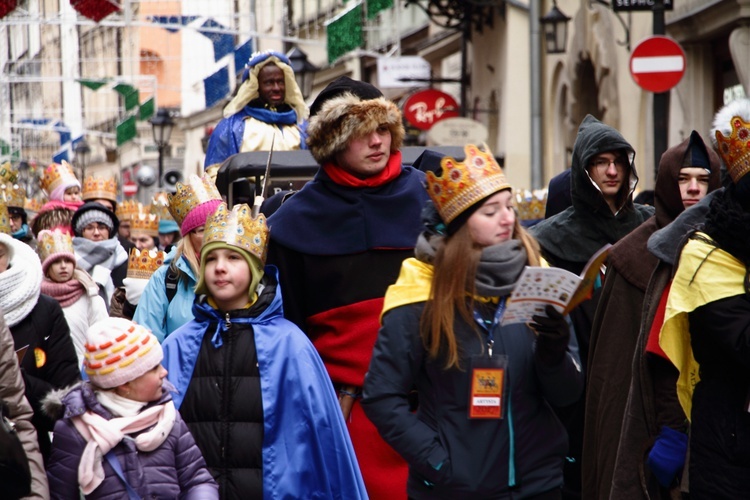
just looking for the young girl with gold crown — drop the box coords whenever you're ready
[31,161,83,237]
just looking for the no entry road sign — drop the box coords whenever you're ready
[629,36,686,93]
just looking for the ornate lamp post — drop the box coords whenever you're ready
[149,108,175,189]
[540,1,572,55]
[287,47,319,100]
[74,139,91,180]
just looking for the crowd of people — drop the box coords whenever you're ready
[1,50,749,500]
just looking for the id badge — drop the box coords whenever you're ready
[468,354,508,419]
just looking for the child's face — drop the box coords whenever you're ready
[119,363,168,403]
[48,257,75,283]
[204,248,251,311]
[64,186,82,202]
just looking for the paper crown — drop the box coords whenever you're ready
[425,144,512,224]
[515,188,548,222]
[715,115,750,184]
[168,174,222,227]
[149,192,174,221]
[203,203,269,264]
[127,248,166,280]
[131,212,159,236]
[37,228,74,263]
[0,183,25,208]
[0,162,18,184]
[24,197,45,215]
[116,199,141,222]
[82,175,118,202]
[40,161,78,195]
[0,202,10,234]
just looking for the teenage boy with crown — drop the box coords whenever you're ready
[161,202,366,499]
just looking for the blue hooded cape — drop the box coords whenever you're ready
[162,266,367,499]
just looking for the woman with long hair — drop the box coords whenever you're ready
[362,144,584,499]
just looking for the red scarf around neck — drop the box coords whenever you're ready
[323,151,403,188]
[41,277,86,308]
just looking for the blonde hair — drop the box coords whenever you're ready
[168,233,200,290]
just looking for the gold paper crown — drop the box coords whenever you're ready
[425,144,512,224]
[131,212,160,236]
[82,175,118,202]
[0,183,26,208]
[0,162,18,184]
[715,115,750,184]
[24,197,46,215]
[37,229,74,263]
[0,202,10,234]
[168,174,222,226]
[514,188,548,222]
[116,199,141,222]
[203,203,269,264]
[149,192,174,221]
[40,160,79,195]
[127,248,166,280]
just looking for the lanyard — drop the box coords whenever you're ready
[472,297,506,358]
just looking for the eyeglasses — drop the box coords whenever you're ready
[83,223,110,233]
[591,157,626,170]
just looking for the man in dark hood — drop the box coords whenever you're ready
[530,115,653,499]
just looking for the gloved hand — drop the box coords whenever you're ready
[647,425,688,488]
[530,305,570,366]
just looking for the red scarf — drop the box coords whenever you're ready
[41,277,86,308]
[323,151,403,188]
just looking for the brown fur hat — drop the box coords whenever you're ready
[306,92,405,165]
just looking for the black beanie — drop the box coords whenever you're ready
[309,76,384,117]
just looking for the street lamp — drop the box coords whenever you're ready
[149,108,174,188]
[287,47,319,100]
[540,1,571,54]
[74,139,91,180]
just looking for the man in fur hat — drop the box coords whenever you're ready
[203,51,308,173]
[267,76,428,498]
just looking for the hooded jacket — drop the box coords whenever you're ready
[530,115,654,275]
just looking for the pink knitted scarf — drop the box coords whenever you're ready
[41,277,86,308]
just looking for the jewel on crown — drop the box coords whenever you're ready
[0,183,26,208]
[0,202,10,234]
[37,229,74,263]
[127,248,166,280]
[40,160,78,195]
[131,211,160,236]
[116,199,140,221]
[203,203,269,264]
[0,162,18,185]
[82,175,118,201]
[715,115,750,184]
[425,144,511,224]
[168,174,222,226]
[514,188,548,223]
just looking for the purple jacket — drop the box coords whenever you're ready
[45,382,218,500]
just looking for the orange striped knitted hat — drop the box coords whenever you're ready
[83,318,163,388]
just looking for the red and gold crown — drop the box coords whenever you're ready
[82,175,118,202]
[715,115,750,184]
[131,212,159,236]
[0,202,10,234]
[425,144,512,224]
[127,248,166,280]
[116,199,140,222]
[203,203,269,264]
[0,162,18,185]
[40,160,79,195]
[168,174,222,227]
[24,197,45,216]
[149,192,173,221]
[514,188,548,222]
[37,229,74,263]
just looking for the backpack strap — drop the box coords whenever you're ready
[165,269,179,305]
[104,450,141,500]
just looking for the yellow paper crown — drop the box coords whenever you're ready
[127,248,166,280]
[0,202,10,234]
[0,162,18,184]
[168,174,222,226]
[40,160,79,195]
[131,212,160,236]
[116,199,141,222]
[149,192,173,221]
[514,188,548,222]
[24,197,45,215]
[82,175,118,202]
[715,115,750,184]
[37,229,74,263]
[425,144,512,225]
[0,183,26,208]
[203,203,269,264]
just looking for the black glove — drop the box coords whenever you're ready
[530,305,570,366]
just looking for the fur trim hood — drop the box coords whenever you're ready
[306,92,405,165]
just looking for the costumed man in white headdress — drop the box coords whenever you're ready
[203,51,309,175]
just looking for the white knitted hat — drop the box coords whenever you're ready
[83,318,163,389]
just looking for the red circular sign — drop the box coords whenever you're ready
[122,182,138,196]
[629,36,686,93]
[402,89,460,131]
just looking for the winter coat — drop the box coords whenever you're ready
[162,268,366,500]
[0,309,49,499]
[61,292,109,366]
[45,382,218,500]
[362,266,583,499]
[10,294,81,460]
[133,249,197,343]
